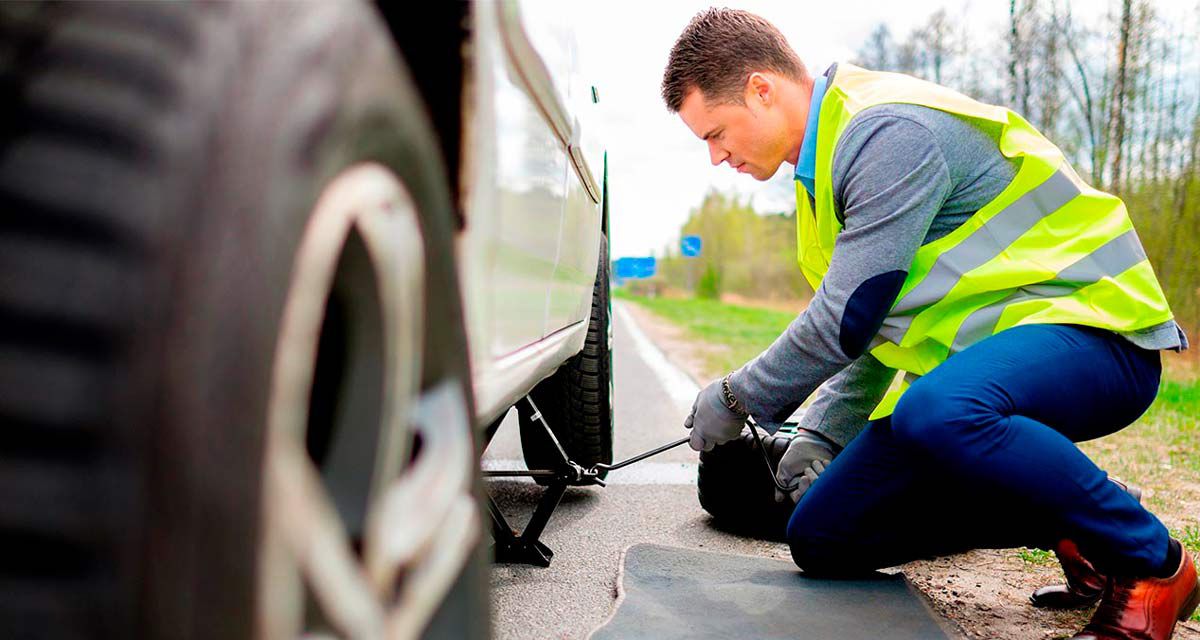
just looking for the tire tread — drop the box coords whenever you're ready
[519,236,614,482]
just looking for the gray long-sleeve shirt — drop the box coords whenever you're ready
[728,68,1188,448]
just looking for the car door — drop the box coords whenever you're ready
[545,17,603,335]
[486,0,570,357]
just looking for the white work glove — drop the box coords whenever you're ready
[774,429,839,504]
[684,378,747,452]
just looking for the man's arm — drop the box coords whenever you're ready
[727,114,953,427]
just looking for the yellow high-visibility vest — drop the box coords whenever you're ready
[796,64,1174,419]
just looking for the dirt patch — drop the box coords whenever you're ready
[904,551,1200,639]
[621,304,1200,639]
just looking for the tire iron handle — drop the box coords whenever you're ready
[587,436,691,475]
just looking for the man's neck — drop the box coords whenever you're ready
[785,76,816,167]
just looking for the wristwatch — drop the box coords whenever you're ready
[721,375,749,416]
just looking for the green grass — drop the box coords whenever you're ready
[1152,378,1200,417]
[1017,547,1056,566]
[1178,524,1200,556]
[616,289,797,376]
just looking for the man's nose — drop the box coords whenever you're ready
[707,141,728,167]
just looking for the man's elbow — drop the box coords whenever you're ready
[837,270,907,359]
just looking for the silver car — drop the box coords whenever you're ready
[0,1,609,638]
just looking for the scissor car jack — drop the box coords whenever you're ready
[484,397,789,567]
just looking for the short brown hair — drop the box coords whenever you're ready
[661,8,807,112]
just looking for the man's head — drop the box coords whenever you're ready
[662,9,811,180]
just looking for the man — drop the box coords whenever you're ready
[664,8,1198,640]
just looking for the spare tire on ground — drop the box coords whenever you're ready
[697,424,802,542]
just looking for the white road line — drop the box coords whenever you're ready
[482,458,699,485]
[614,301,699,411]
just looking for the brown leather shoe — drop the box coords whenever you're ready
[1030,477,1143,609]
[1071,542,1200,640]
[1031,539,1108,608]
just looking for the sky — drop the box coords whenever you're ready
[570,0,1198,260]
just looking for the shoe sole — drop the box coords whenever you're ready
[1029,590,1102,609]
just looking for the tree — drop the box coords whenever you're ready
[894,34,923,76]
[1008,0,1036,115]
[1057,4,1105,185]
[1035,2,1064,132]
[1009,0,1021,107]
[918,10,955,84]
[1107,0,1133,193]
[856,24,895,71]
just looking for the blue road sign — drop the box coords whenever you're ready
[614,256,657,280]
[681,235,702,257]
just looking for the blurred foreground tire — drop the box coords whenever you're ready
[0,2,487,639]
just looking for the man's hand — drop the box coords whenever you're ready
[774,429,839,503]
[685,378,747,452]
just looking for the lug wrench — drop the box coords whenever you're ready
[587,435,690,475]
[587,418,793,492]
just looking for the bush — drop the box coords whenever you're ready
[696,263,722,299]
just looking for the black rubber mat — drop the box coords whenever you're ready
[589,543,953,639]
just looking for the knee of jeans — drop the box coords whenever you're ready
[788,535,841,574]
[787,508,845,574]
[788,536,879,577]
[891,380,975,447]
[897,381,950,446]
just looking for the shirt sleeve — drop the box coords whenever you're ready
[727,114,952,427]
[798,353,896,448]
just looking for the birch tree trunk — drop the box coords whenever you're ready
[1108,0,1133,193]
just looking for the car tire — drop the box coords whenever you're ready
[0,3,486,639]
[697,426,801,542]
[517,235,614,485]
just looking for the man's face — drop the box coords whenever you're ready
[678,74,792,181]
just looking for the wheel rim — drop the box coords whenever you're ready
[257,164,480,639]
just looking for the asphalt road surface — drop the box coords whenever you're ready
[483,301,794,639]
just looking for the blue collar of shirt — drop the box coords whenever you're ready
[794,75,827,195]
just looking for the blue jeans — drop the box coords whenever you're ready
[786,324,1167,577]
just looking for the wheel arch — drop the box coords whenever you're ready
[375,1,471,231]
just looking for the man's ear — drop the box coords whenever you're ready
[747,72,773,106]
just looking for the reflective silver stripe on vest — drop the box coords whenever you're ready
[876,169,1082,346]
[891,169,1081,315]
[948,229,1148,353]
[1056,227,1146,282]
[877,314,910,345]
